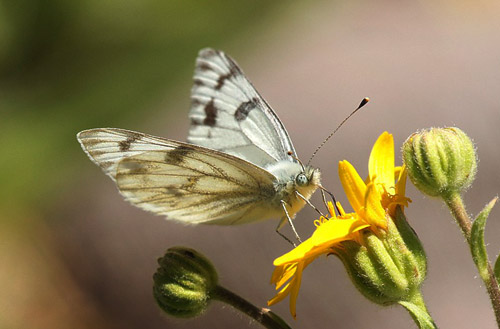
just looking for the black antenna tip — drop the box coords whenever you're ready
[358,97,370,109]
[287,151,293,156]
[307,97,370,165]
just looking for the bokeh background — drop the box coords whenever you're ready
[2,0,500,328]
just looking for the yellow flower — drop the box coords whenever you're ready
[268,132,410,319]
[341,131,410,226]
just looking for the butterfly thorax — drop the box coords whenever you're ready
[266,161,321,218]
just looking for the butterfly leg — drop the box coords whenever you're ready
[318,185,341,216]
[277,200,302,246]
[294,190,325,217]
[320,189,329,210]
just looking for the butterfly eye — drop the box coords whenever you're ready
[296,173,309,186]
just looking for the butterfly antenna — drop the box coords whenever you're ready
[287,151,306,172]
[306,97,370,165]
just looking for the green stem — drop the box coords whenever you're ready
[444,192,500,327]
[399,292,438,329]
[444,193,472,242]
[213,285,291,329]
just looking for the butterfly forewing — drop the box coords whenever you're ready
[188,48,298,168]
[77,49,321,230]
[77,128,175,181]
[78,128,278,224]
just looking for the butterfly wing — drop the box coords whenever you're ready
[188,48,298,168]
[77,128,279,224]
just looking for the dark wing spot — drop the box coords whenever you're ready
[119,160,149,174]
[99,161,113,169]
[235,98,258,121]
[213,51,243,91]
[203,99,218,127]
[119,133,141,152]
[165,187,185,198]
[215,73,232,90]
[228,59,243,76]
[193,79,205,87]
[166,146,192,165]
[197,62,212,71]
[191,98,202,107]
[81,137,100,148]
[190,118,201,126]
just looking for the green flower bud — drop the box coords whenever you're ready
[153,247,218,318]
[333,212,427,305]
[402,127,477,198]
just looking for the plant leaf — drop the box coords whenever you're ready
[495,254,500,284]
[399,301,438,329]
[470,197,498,278]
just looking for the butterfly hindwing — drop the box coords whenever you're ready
[188,48,298,168]
[77,128,278,224]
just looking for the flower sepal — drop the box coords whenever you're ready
[333,209,426,306]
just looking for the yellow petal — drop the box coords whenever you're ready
[339,160,367,214]
[268,281,292,306]
[394,166,402,183]
[336,202,346,216]
[269,258,315,318]
[368,132,395,191]
[327,201,336,217]
[274,218,369,266]
[395,164,408,197]
[311,218,369,247]
[270,264,285,284]
[275,264,299,289]
[273,239,315,266]
[364,182,387,228]
[289,261,305,319]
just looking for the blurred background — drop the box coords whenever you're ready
[2,0,500,328]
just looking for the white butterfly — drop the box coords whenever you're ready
[77,48,321,241]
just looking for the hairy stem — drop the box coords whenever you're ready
[213,285,291,329]
[444,192,500,327]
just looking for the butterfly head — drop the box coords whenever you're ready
[285,151,321,191]
[295,166,320,187]
[294,165,321,202]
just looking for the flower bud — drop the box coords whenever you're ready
[153,247,218,318]
[402,127,477,198]
[333,213,427,305]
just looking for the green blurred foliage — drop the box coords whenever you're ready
[0,0,286,217]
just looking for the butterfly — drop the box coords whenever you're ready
[77,48,322,242]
